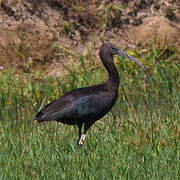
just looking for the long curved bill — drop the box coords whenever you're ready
[118,50,145,71]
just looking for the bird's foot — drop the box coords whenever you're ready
[77,140,82,147]
[78,134,86,147]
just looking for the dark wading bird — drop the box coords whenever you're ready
[36,43,145,146]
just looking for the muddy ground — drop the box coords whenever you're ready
[0,0,179,76]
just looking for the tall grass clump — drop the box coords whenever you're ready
[0,46,180,179]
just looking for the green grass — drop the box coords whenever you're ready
[0,47,180,179]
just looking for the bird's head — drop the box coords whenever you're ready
[100,43,145,71]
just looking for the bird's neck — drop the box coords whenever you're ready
[101,55,120,93]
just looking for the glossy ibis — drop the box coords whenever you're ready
[36,43,145,146]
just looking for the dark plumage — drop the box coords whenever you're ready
[36,43,145,146]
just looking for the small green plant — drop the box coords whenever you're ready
[104,3,124,28]
[62,22,73,35]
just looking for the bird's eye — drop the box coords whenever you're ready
[112,47,117,50]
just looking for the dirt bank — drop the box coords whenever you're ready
[0,0,179,75]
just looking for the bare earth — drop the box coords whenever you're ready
[0,0,179,75]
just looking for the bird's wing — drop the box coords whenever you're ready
[40,85,106,114]
[35,96,73,122]
[39,98,71,113]
[71,93,112,119]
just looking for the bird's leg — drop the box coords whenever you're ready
[78,120,95,146]
[77,123,83,146]
[78,134,87,146]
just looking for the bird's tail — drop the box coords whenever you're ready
[35,111,46,122]
[35,97,47,122]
